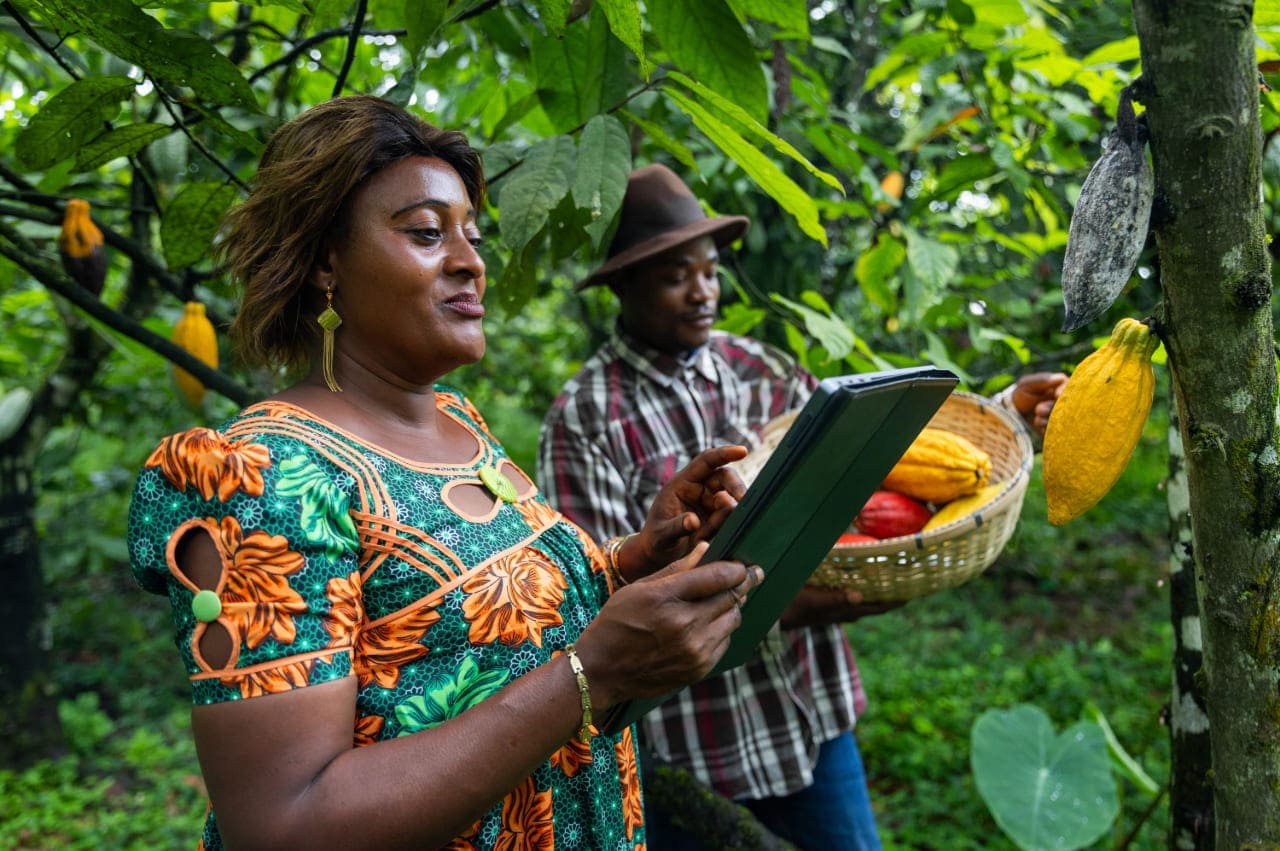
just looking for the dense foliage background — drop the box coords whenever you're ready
[2,0,1278,846]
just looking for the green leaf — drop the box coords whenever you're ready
[14,76,137,170]
[666,71,843,193]
[72,123,172,173]
[572,115,632,251]
[664,88,826,246]
[25,0,257,109]
[403,0,449,59]
[972,705,1119,851]
[160,182,240,269]
[621,109,697,169]
[531,26,592,132]
[1084,703,1160,796]
[497,136,575,252]
[715,302,766,337]
[726,0,809,37]
[905,229,959,290]
[1081,36,1141,66]
[536,0,572,37]
[946,0,976,25]
[855,236,905,312]
[581,3,635,117]
[771,293,853,362]
[647,0,769,123]
[595,0,650,78]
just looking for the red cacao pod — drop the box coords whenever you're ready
[853,490,932,539]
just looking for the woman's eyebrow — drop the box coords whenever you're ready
[391,198,476,219]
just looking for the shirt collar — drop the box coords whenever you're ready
[610,322,720,386]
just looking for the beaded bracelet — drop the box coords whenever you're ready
[564,643,594,743]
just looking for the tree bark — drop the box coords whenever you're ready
[1167,408,1214,847]
[1133,1,1280,843]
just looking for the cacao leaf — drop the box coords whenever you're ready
[856,237,905,312]
[73,123,172,173]
[572,115,632,251]
[23,0,257,109]
[647,0,768,123]
[403,0,449,59]
[726,0,809,36]
[620,110,697,169]
[664,88,826,246]
[595,0,650,78]
[0,387,34,443]
[15,76,137,170]
[535,0,572,37]
[161,182,240,269]
[497,136,575,253]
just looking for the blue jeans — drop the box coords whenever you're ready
[644,731,882,850]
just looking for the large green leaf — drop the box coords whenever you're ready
[572,115,632,251]
[535,0,572,37]
[621,110,697,169]
[582,3,635,117]
[770,293,853,362]
[905,228,959,290]
[14,76,137,170]
[595,0,650,78]
[73,123,172,173]
[664,88,826,246]
[402,0,449,59]
[855,236,905,312]
[647,0,768,123]
[497,135,575,252]
[160,182,240,269]
[666,71,843,193]
[972,706,1118,851]
[24,0,257,109]
[727,0,809,36]
[531,26,592,133]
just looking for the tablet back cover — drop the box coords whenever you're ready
[600,365,957,734]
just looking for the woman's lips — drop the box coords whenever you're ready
[444,294,485,318]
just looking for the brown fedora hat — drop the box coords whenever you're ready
[577,164,750,290]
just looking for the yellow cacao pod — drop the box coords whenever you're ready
[1042,317,1158,526]
[57,198,107,297]
[171,301,217,409]
[922,483,1005,531]
[881,427,992,503]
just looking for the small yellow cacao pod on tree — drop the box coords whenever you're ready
[881,427,992,504]
[1042,317,1158,525]
[171,301,217,410]
[57,198,107,297]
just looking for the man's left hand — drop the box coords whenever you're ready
[778,584,905,628]
[1010,371,1068,437]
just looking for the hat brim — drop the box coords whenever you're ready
[576,215,750,291]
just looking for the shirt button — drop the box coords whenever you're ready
[191,589,222,622]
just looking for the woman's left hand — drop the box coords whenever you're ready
[622,445,748,579]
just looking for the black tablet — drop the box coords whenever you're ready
[600,365,958,734]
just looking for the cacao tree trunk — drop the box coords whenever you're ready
[1166,409,1214,847]
[0,395,60,765]
[1133,1,1280,843]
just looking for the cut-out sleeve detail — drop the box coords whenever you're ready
[129,426,363,704]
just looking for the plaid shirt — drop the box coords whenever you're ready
[537,327,865,800]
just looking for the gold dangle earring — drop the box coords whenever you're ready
[318,285,343,393]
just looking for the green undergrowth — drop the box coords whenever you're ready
[854,416,1172,850]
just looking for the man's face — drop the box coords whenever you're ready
[616,235,720,354]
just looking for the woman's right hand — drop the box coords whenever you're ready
[571,541,763,709]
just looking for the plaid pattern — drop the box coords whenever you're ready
[538,327,864,800]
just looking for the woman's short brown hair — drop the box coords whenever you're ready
[220,95,485,372]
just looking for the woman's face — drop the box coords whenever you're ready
[322,155,486,386]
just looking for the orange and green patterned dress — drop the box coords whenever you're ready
[127,387,645,850]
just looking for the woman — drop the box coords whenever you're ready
[126,95,761,850]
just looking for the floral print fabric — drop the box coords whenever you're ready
[127,387,644,850]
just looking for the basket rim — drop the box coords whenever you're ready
[830,390,1035,553]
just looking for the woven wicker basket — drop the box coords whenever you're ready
[734,391,1034,602]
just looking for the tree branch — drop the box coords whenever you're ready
[331,0,368,98]
[0,220,255,408]
[249,26,402,84]
[2,1,80,80]
[152,88,251,192]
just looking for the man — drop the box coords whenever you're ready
[537,164,1064,849]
